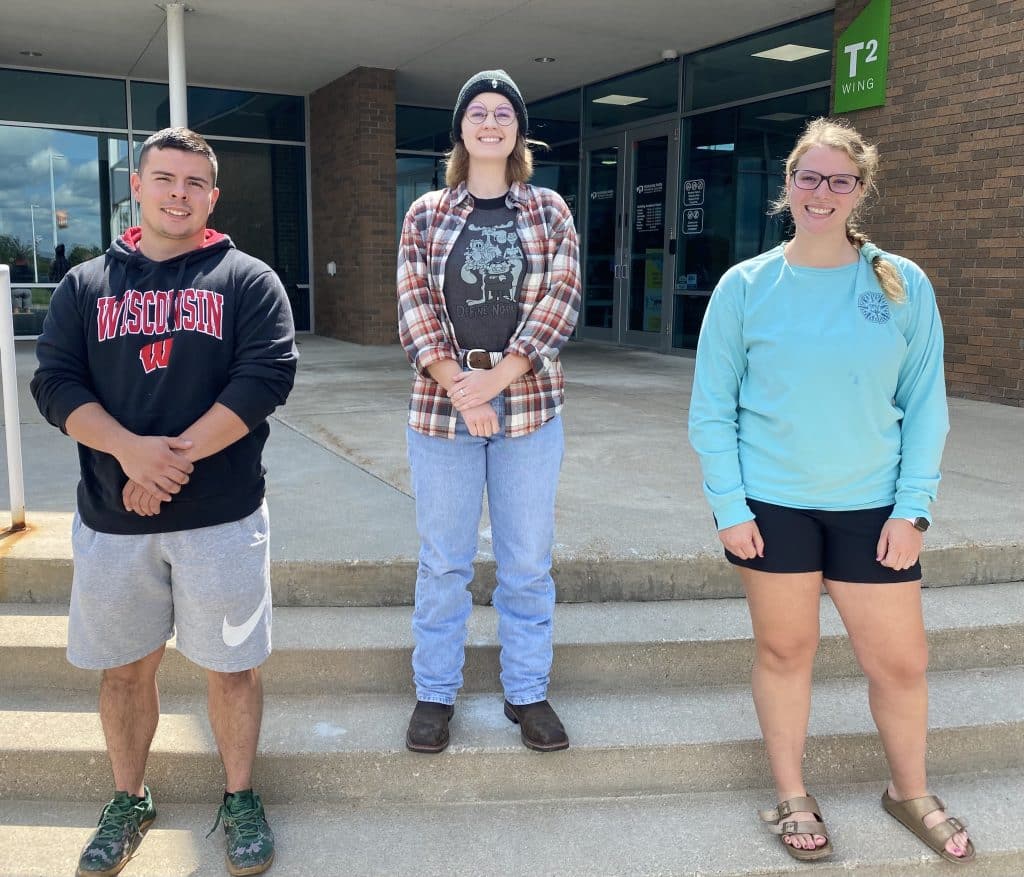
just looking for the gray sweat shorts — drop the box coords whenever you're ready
[67,501,272,672]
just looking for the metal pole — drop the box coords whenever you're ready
[0,266,27,531]
[29,205,39,284]
[49,151,58,251]
[166,2,189,128]
[49,150,65,251]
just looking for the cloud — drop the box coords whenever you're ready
[0,126,129,252]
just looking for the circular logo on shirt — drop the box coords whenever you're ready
[858,291,891,324]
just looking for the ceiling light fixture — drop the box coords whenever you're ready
[593,94,647,106]
[534,57,556,63]
[752,44,829,62]
[19,50,43,57]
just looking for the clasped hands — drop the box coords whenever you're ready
[448,369,503,437]
[117,435,194,517]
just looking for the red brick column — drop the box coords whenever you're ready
[834,0,1024,405]
[310,67,397,344]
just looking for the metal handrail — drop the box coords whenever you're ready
[0,266,27,530]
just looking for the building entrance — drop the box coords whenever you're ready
[579,121,679,351]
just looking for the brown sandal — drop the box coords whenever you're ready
[881,789,975,864]
[758,794,833,862]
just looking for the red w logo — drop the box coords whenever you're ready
[139,338,174,373]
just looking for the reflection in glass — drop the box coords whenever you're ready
[585,63,678,131]
[397,156,444,240]
[676,89,828,297]
[0,69,127,129]
[532,141,579,221]
[396,107,453,153]
[131,82,304,142]
[2,124,130,333]
[672,293,710,349]
[628,136,668,333]
[684,13,832,112]
[528,90,581,143]
[583,146,619,330]
[672,88,828,348]
[133,137,310,329]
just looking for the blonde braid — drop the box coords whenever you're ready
[847,226,906,304]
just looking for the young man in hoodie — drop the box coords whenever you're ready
[31,127,297,877]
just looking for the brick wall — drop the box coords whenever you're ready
[834,0,1024,405]
[310,67,397,344]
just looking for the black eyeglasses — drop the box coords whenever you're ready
[791,169,862,194]
[464,104,517,126]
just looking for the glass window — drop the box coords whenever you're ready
[585,63,678,131]
[532,141,579,220]
[133,137,310,330]
[672,88,828,349]
[676,88,828,296]
[3,124,130,335]
[582,145,620,330]
[396,156,445,239]
[396,106,452,153]
[684,13,833,112]
[131,82,304,141]
[0,68,127,129]
[528,90,580,144]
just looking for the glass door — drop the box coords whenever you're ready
[579,122,678,350]
[579,135,621,341]
[622,122,678,349]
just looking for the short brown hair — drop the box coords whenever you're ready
[138,127,219,185]
[444,135,537,188]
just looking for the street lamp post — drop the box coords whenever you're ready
[49,149,66,251]
[29,204,40,284]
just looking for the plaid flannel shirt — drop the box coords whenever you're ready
[397,180,581,438]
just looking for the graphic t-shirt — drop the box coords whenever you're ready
[445,194,524,351]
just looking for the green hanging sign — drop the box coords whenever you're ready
[834,0,891,113]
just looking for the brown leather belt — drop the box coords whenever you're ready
[462,349,501,370]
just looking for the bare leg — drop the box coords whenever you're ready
[826,579,970,858]
[207,667,263,793]
[99,645,165,797]
[742,569,828,851]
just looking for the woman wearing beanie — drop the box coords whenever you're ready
[689,118,972,864]
[397,70,581,754]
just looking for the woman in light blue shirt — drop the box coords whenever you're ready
[689,118,973,865]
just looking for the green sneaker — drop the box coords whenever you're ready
[207,789,275,876]
[77,787,156,877]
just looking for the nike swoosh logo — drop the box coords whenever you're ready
[222,585,270,648]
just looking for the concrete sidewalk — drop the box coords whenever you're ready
[2,335,1022,601]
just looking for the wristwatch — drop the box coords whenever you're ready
[905,517,930,532]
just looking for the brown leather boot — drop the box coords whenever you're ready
[405,701,454,753]
[503,699,569,751]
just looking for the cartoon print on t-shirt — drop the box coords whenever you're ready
[460,220,524,306]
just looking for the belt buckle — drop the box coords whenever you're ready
[466,349,490,370]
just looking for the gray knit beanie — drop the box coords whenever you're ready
[451,69,528,143]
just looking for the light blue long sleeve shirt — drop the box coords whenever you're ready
[688,244,949,530]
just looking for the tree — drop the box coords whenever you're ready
[69,245,103,266]
[0,234,31,265]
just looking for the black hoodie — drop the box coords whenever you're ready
[31,227,297,534]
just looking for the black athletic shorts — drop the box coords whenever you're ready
[723,498,923,583]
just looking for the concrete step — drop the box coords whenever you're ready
[2,583,1022,695]
[3,529,1023,604]
[1,772,1021,876]
[1,667,1022,805]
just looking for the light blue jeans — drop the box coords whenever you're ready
[406,394,563,706]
